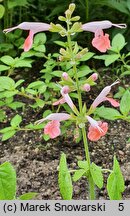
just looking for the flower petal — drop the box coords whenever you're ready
[35,113,70,125]
[23,30,34,52]
[44,120,61,139]
[104,97,120,107]
[92,32,111,52]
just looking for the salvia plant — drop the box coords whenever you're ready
[1,3,129,200]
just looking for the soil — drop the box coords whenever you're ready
[0,105,130,200]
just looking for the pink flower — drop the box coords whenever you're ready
[62,72,69,80]
[44,120,61,139]
[82,20,126,52]
[3,22,50,52]
[35,113,70,139]
[90,73,98,81]
[91,80,120,109]
[92,30,110,52]
[53,97,65,106]
[82,83,91,92]
[86,116,108,141]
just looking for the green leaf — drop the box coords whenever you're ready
[34,45,46,53]
[0,127,13,133]
[0,162,16,200]
[11,114,22,127]
[2,130,16,141]
[18,192,38,200]
[95,106,122,120]
[90,163,103,189]
[77,66,92,77]
[58,153,73,200]
[54,40,66,47]
[51,70,64,77]
[36,98,45,108]
[14,59,32,68]
[0,76,15,90]
[111,33,126,52]
[15,79,24,88]
[0,55,15,65]
[9,102,24,110]
[78,160,89,170]
[0,4,5,19]
[80,52,94,61]
[120,90,130,115]
[3,90,18,98]
[0,64,10,72]
[34,33,46,45]
[73,169,86,182]
[107,156,125,200]
[27,81,44,89]
[105,54,120,66]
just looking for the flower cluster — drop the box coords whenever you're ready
[36,75,119,141]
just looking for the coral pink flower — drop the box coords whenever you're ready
[91,80,120,109]
[86,116,108,141]
[88,121,108,141]
[92,30,110,52]
[83,83,91,92]
[53,97,66,106]
[3,22,50,52]
[23,30,34,52]
[82,20,126,52]
[35,113,71,139]
[44,120,61,139]
[90,73,98,81]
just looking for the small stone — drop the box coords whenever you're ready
[118,150,124,156]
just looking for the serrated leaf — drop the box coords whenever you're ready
[95,106,122,120]
[0,64,10,72]
[9,102,24,110]
[0,76,15,90]
[27,81,44,89]
[105,54,120,66]
[36,98,45,108]
[90,163,103,189]
[34,44,45,53]
[2,130,16,141]
[73,169,86,182]
[0,162,16,200]
[0,127,13,133]
[80,52,94,61]
[11,114,22,127]
[120,90,130,115]
[58,153,73,200]
[0,55,15,65]
[111,33,126,52]
[15,79,24,88]
[18,192,38,200]
[51,70,64,77]
[107,156,125,200]
[78,160,89,170]
[34,33,46,45]
[77,66,92,77]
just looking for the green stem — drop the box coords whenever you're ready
[66,21,95,199]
